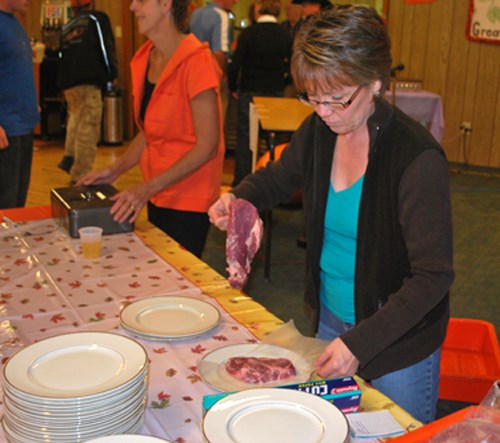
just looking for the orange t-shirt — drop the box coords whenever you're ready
[130,34,224,212]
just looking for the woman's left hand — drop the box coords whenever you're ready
[109,182,155,223]
[313,338,360,379]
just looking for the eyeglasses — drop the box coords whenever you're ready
[297,85,364,110]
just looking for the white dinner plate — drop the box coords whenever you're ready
[202,388,349,443]
[120,295,220,339]
[199,343,311,392]
[3,332,147,399]
[4,363,148,404]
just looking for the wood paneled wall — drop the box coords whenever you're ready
[24,0,499,168]
[387,0,499,168]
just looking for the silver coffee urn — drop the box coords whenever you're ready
[102,82,123,145]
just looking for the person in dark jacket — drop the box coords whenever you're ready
[228,0,291,186]
[209,6,454,424]
[57,0,117,183]
[280,0,302,41]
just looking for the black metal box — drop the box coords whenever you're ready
[51,185,134,238]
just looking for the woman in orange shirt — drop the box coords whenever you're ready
[79,0,224,257]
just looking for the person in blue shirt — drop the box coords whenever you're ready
[0,0,40,209]
[190,0,236,74]
[190,0,236,120]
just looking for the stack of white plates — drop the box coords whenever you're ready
[2,332,149,443]
[120,295,221,340]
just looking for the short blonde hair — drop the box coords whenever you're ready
[292,5,392,94]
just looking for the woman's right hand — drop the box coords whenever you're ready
[75,167,117,187]
[208,192,236,231]
[75,131,144,187]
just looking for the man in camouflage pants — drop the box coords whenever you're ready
[57,0,117,183]
[62,85,103,182]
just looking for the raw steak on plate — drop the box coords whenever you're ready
[224,356,297,384]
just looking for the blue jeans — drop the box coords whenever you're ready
[317,305,441,424]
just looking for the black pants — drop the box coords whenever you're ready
[147,202,210,258]
[0,133,34,209]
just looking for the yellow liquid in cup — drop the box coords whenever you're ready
[82,241,101,259]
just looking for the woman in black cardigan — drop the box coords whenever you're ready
[209,5,454,424]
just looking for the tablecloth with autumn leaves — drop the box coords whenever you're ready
[0,216,287,442]
[0,211,422,442]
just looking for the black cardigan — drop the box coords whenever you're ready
[233,98,454,379]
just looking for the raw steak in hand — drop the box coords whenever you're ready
[226,199,263,289]
[225,356,297,384]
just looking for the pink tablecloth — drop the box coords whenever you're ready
[0,217,273,442]
[385,90,445,143]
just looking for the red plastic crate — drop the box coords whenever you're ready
[439,318,500,403]
[391,407,476,443]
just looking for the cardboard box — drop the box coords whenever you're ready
[203,376,361,415]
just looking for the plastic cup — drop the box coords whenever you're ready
[78,226,103,259]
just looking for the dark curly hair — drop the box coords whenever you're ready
[170,0,191,31]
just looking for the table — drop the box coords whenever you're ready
[0,207,422,442]
[385,90,445,143]
[253,91,445,145]
[252,96,313,134]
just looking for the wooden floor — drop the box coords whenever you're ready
[27,138,234,213]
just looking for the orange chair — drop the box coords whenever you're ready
[255,143,303,205]
[255,142,288,169]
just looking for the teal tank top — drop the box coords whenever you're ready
[319,175,364,323]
